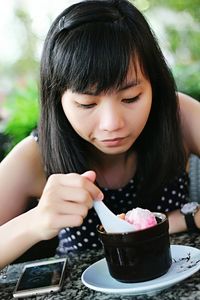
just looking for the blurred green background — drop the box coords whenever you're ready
[0,0,199,160]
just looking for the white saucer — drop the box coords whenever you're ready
[81,245,200,296]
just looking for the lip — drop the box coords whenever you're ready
[100,137,127,147]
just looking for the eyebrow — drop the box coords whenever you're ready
[118,80,140,91]
[81,80,140,96]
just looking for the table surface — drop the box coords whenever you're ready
[0,232,200,300]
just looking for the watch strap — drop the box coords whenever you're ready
[184,213,200,233]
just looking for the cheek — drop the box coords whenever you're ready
[62,102,80,130]
[133,99,152,132]
[62,104,91,137]
[142,101,152,123]
[66,113,85,134]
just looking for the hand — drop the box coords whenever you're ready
[31,171,103,240]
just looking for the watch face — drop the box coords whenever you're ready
[181,202,199,215]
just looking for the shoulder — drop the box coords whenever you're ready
[0,135,46,198]
[178,92,200,156]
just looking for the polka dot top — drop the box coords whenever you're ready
[57,171,189,255]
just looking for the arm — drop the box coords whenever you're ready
[0,209,41,269]
[0,137,42,269]
[167,92,200,234]
[178,92,200,156]
[0,137,103,269]
[0,136,45,223]
[0,173,102,270]
[167,208,200,234]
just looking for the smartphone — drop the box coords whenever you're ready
[13,257,67,298]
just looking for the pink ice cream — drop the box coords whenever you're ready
[124,207,157,230]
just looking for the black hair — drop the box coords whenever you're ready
[38,0,186,200]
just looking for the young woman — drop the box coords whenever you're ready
[0,0,200,270]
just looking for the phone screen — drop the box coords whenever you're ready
[13,258,67,297]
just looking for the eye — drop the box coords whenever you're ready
[76,103,96,109]
[122,95,140,104]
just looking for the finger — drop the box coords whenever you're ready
[46,173,103,201]
[82,171,104,201]
[39,212,85,235]
[61,186,94,208]
[59,202,89,219]
[54,214,85,228]
[42,185,94,209]
[81,170,96,183]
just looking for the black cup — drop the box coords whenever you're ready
[97,212,172,283]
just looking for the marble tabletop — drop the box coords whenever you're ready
[0,232,200,300]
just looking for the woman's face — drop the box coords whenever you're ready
[61,63,152,155]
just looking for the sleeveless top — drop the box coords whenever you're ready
[30,131,189,254]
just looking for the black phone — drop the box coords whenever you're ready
[13,257,67,298]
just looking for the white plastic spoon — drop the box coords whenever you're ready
[93,200,135,233]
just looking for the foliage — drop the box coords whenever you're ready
[173,63,200,101]
[0,0,199,159]
[148,0,200,22]
[2,80,39,152]
[11,8,39,78]
[0,133,10,161]
[143,0,200,101]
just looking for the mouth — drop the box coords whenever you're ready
[100,137,127,147]
[103,138,122,141]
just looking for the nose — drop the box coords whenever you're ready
[98,101,124,132]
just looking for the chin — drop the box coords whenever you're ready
[97,146,133,155]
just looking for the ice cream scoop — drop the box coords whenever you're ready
[93,200,135,233]
[125,207,157,230]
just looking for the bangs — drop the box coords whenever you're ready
[53,21,141,95]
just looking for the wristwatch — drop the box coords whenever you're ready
[180,202,200,233]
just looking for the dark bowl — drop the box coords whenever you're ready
[97,212,172,283]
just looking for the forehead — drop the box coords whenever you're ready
[80,58,145,96]
[125,59,144,82]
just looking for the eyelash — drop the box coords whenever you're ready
[122,95,140,103]
[76,95,141,109]
[76,103,95,109]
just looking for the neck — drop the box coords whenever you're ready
[91,149,137,189]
